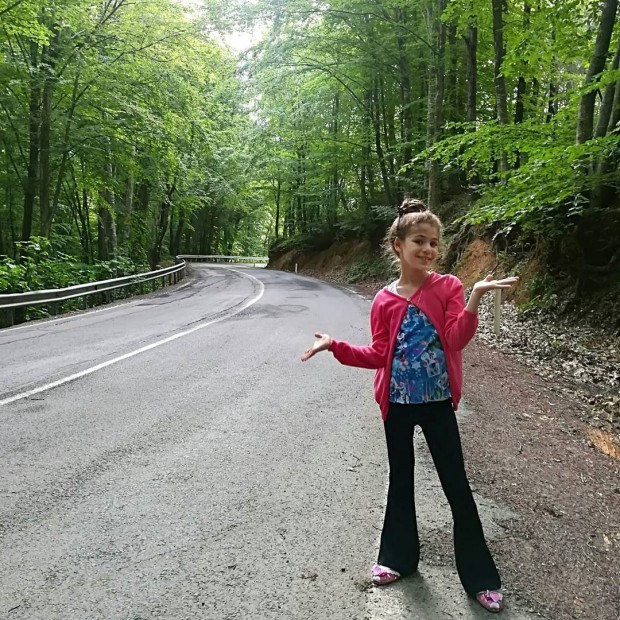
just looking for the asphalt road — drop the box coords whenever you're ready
[0,265,537,619]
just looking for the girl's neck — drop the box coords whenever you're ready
[398,267,429,290]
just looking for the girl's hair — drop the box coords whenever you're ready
[383,198,442,260]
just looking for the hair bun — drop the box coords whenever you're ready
[398,198,427,216]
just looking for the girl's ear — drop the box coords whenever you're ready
[393,237,402,256]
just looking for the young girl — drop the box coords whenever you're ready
[301,198,518,613]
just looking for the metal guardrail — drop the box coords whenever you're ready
[0,262,186,327]
[178,255,268,266]
[0,255,269,328]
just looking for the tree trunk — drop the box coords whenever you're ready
[294,144,307,233]
[273,179,281,239]
[514,3,531,130]
[38,33,60,237]
[607,79,620,134]
[373,77,393,205]
[22,42,41,242]
[514,73,527,168]
[169,209,184,258]
[0,205,5,256]
[546,81,557,122]
[38,72,53,236]
[120,168,134,245]
[3,153,17,256]
[327,93,340,228]
[151,181,175,268]
[97,205,110,261]
[379,77,395,184]
[595,37,620,138]
[514,77,526,124]
[69,183,90,263]
[446,23,459,121]
[396,6,413,192]
[464,22,477,123]
[591,37,620,210]
[359,89,373,216]
[491,0,509,126]
[427,0,447,211]
[491,0,510,176]
[576,0,618,144]
[50,76,80,237]
[100,156,117,258]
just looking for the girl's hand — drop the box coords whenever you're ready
[466,275,519,313]
[301,333,333,362]
[472,274,519,296]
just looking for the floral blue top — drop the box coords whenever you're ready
[387,282,451,404]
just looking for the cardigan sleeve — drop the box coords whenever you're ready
[328,295,390,369]
[442,277,479,351]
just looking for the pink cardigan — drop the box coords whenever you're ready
[328,272,478,420]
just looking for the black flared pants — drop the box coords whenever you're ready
[377,399,501,595]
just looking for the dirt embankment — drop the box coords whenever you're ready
[269,239,375,277]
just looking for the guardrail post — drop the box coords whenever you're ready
[4,309,14,327]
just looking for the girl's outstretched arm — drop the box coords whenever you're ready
[301,295,389,369]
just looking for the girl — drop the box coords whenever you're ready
[301,198,518,614]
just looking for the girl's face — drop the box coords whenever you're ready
[394,223,440,272]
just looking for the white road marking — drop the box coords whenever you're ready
[0,269,264,407]
[344,287,369,299]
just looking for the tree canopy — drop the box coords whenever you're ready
[1,0,618,293]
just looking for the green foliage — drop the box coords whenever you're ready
[419,114,620,237]
[0,258,24,294]
[0,238,147,294]
[1,0,619,303]
[520,273,559,311]
[269,227,336,257]
[0,0,259,273]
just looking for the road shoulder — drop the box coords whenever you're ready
[460,340,619,620]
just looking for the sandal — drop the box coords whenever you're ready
[371,564,401,586]
[475,590,504,613]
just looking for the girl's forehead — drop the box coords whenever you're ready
[407,223,440,238]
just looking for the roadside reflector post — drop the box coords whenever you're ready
[493,289,502,336]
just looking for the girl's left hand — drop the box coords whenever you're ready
[472,274,519,296]
[301,332,333,362]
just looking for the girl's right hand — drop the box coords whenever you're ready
[301,333,333,361]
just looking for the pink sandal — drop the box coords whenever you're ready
[371,564,401,586]
[476,590,503,613]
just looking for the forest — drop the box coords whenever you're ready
[0,0,619,310]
